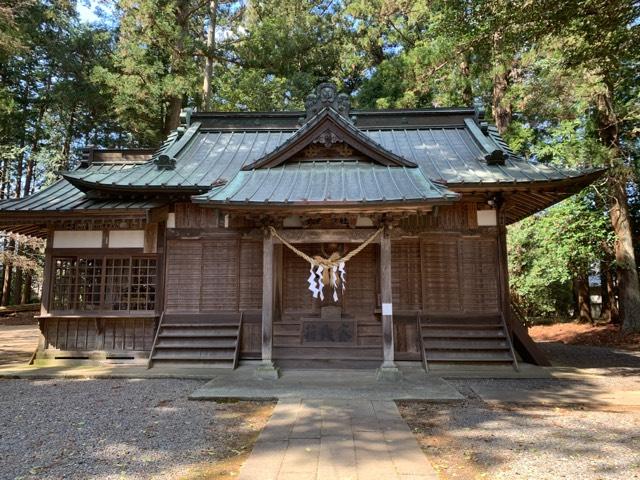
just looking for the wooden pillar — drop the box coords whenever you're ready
[496,200,512,331]
[40,230,53,317]
[258,229,279,378]
[378,226,400,379]
[261,232,274,363]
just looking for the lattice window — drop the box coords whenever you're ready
[104,258,131,311]
[130,258,156,311]
[76,258,103,310]
[52,258,77,310]
[50,255,157,312]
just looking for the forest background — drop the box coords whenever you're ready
[0,0,638,331]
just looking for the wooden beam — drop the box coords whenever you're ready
[144,223,158,254]
[272,228,381,244]
[379,227,396,368]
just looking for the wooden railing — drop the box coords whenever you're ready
[416,312,429,371]
[500,311,519,371]
[147,311,165,369]
[511,300,531,328]
[233,312,244,369]
[0,303,40,315]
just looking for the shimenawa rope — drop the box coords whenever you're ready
[268,226,383,301]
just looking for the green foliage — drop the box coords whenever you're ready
[508,194,612,317]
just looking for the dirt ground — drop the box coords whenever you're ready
[0,324,40,365]
[529,322,640,350]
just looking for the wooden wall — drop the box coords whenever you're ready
[162,203,502,362]
[164,236,263,313]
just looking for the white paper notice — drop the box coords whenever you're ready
[382,303,393,316]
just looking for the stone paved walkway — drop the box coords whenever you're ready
[239,398,438,480]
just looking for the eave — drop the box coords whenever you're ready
[448,168,606,224]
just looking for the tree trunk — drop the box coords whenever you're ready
[12,242,23,305]
[491,31,512,134]
[1,239,14,306]
[576,274,593,323]
[21,272,31,304]
[0,155,9,200]
[594,87,640,332]
[164,96,183,134]
[202,0,219,110]
[492,67,512,134]
[25,81,50,195]
[610,180,640,331]
[61,103,77,170]
[460,55,473,107]
[600,261,612,322]
[163,0,189,134]
[608,267,619,323]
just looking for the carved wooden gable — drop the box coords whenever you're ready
[242,84,416,170]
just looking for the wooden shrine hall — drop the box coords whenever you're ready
[0,83,603,377]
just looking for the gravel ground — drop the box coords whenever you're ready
[0,378,274,480]
[399,394,640,480]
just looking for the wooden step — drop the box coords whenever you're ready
[152,350,235,361]
[150,359,235,368]
[149,314,242,369]
[423,339,509,350]
[162,323,239,328]
[159,329,238,338]
[422,323,504,329]
[422,328,505,338]
[425,350,514,362]
[155,338,237,349]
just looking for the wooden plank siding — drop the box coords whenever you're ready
[390,233,500,316]
[165,237,263,313]
[38,317,155,360]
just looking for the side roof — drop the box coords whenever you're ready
[0,149,165,236]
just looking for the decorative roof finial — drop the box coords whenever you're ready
[304,82,351,121]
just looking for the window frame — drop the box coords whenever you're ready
[49,253,158,315]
